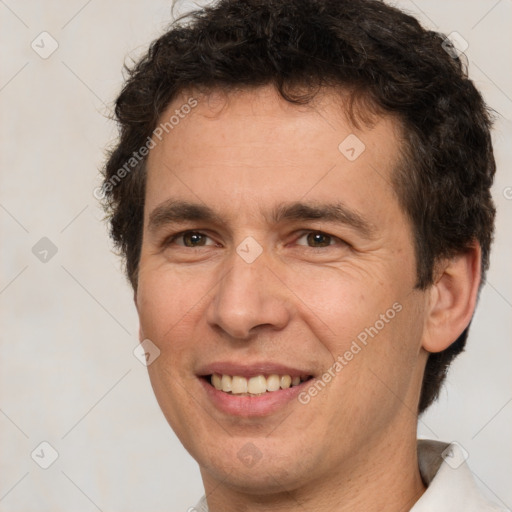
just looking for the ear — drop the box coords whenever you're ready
[422,243,482,353]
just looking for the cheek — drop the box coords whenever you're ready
[135,266,207,352]
[346,296,426,409]
[281,263,392,352]
[136,269,209,434]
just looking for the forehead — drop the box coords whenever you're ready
[144,85,404,227]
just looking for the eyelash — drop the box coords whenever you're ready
[162,230,346,249]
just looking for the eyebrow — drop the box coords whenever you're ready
[270,201,375,238]
[148,200,225,233]
[147,199,375,238]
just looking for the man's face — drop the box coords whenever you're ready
[136,86,430,493]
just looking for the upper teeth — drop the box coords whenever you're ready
[211,374,305,395]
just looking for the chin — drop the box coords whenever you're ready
[194,438,315,494]
[202,457,306,495]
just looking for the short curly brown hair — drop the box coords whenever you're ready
[102,0,496,414]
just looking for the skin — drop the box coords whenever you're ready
[135,85,481,511]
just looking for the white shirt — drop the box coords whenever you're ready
[193,440,508,511]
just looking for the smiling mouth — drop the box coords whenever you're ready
[206,373,313,396]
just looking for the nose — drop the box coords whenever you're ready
[206,248,292,340]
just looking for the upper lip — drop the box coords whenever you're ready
[196,361,314,379]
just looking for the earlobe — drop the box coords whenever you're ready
[422,243,482,353]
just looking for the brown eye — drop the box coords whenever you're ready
[296,231,335,248]
[307,232,332,247]
[181,232,208,247]
[165,231,214,248]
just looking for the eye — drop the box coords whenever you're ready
[295,231,342,248]
[165,230,216,248]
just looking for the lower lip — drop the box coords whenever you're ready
[199,378,310,417]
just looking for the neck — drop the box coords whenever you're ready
[201,428,426,512]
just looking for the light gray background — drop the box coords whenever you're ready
[0,1,510,511]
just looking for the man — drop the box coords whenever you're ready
[101,0,505,510]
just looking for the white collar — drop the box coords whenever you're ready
[411,439,506,511]
[194,440,506,511]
